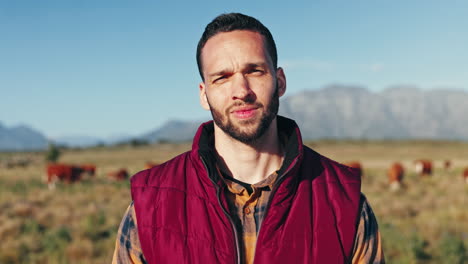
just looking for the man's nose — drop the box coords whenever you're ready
[231,74,254,101]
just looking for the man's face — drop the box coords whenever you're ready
[199,30,286,144]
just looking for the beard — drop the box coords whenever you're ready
[208,87,279,144]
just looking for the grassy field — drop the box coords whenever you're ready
[0,141,467,264]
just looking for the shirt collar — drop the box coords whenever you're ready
[217,164,279,195]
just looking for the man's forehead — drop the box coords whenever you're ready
[211,29,264,44]
[200,30,272,71]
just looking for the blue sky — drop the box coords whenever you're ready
[1,1,467,139]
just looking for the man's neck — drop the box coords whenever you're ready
[214,119,284,184]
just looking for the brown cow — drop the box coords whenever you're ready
[443,160,451,171]
[144,161,159,170]
[388,162,404,191]
[343,161,363,178]
[107,168,129,181]
[46,163,85,190]
[414,159,432,177]
[463,168,468,184]
[81,164,96,177]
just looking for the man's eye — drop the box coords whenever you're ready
[250,69,264,75]
[213,76,226,83]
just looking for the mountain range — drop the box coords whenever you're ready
[2,85,468,150]
[280,84,468,140]
[0,122,48,151]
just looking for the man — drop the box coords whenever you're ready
[113,13,384,264]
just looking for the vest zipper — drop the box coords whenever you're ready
[201,157,241,264]
[252,157,299,262]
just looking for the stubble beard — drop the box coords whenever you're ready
[208,88,279,144]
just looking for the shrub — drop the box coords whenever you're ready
[438,233,467,264]
[381,223,434,263]
[82,211,111,242]
[0,242,29,264]
[380,223,413,263]
[10,181,29,196]
[42,226,72,253]
[21,219,45,235]
[130,138,149,147]
[410,234,432,262]
[45,143,61,163]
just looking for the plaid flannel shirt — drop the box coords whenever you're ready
[112,172,384,264]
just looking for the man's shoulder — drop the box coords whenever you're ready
[302,145,343,169]
[130,150,193,187]
[302,145,361,182]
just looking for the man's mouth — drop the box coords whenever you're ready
[231,106,258,119]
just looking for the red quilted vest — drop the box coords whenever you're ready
[131,117,361,263]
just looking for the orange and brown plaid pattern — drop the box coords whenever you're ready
[351,195,385,263]
[220,170,278,264]
[112,203,146,264]
[112,180,385,264]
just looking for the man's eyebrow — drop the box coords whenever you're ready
[208,70,231,78]
[245,62,269,69]
[207,62,270,78]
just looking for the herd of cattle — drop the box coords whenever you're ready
[344,159,468,191]
[45,161,159,189]
[44,159,468,190]
[1,156,467,190]
[0,156,35,169]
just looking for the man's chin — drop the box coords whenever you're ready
[230,124,265,142]
[230,119,261,132]
[230,115,261,126]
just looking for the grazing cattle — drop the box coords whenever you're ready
[81,164,96,177]
[443,160,451,171]
[107,169,129,181]
[343,161,363,178]
[463,168,468,184]
[388,162,404,191]
[46,163,85,190]
[145,161,159,170]
[5,158,33,169]
[414,159,432,177]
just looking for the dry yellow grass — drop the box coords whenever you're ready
[0,140,467,263]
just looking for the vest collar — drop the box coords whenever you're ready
[191,116,304,186]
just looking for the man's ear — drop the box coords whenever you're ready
[276,67,286,97]
[199,82,210,110]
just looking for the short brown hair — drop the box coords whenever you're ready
[196,13,278,81]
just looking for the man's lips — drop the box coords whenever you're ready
[231,106,259,119]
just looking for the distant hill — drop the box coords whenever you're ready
[140,119,204,143]
[52,133,134,147]
[279,84,468,140]
[0,122,48,151]
[52,135,105,148]
[138,85,468,142]
[3,85,468,150]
